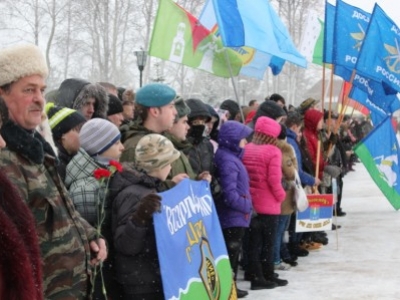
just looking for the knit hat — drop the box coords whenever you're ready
[220,99,240,120]
[79,118,121,156]
[136,83,176,107]
[107,94,124,116]
[135,134,180,172]
[174,97,191,119]
[254,116,282,138]
[254,100,286,123]
[299,98,319,114]
[45,103,86,141]
[0,44,48,86]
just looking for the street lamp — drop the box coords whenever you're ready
[135,50,147,87]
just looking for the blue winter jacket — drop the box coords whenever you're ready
[286,128,315,186]
[214,121,253,229]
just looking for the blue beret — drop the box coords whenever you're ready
[136,83,176,107]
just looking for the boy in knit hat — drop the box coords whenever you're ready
[120,82,177,162]
[110,134,180,299]
[107,93,124,127]
[45,103,86,181]
[65,118,125,300]
[0,43,106,299]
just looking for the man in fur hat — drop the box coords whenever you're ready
[0,43,107,299]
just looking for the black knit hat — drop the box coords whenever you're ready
[220,99,240,120]
[45,103,86,141]
[107,94,123,116]
[254,100,286,123]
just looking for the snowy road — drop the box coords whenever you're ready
[237,162,400,300]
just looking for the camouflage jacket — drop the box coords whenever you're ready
[0,121,97,300]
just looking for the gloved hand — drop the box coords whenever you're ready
[131,193,162,226]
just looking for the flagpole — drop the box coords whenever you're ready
[327,66,335,135]
[223,49,245,122]
[321,64,326,112]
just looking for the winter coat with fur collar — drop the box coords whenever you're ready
[0,120,96,299]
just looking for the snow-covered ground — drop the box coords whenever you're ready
[237,162,400,300]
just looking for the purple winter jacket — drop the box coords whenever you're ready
[214,121,253,229]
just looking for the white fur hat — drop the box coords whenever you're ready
[0,44,48,86]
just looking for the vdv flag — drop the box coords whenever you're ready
[149,0,242,78]
[211,0,307,68]
[356,4,400,93]
[354,117,400,210]
[349,86,387,126]
[323,2,349,76]
[199,0,284,78]
[323,1,335,64]
[333,0,371,81]
[352,72,400,114]
[154,179,235,300]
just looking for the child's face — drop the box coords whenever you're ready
[239,138,247,149]
[150,164,172,181]
[100,140,125,161]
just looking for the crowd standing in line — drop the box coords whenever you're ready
[0,43,367,299]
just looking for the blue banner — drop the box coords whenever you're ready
[323,1,335,64]
[154,179,235,300]
[354,117,400,209]
[211,0,306,68]
[356,4,400,93]
[333,0,371,81]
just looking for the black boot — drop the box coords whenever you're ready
[262,262,288,287]
[236,288,248,298]
[249,263,277,290]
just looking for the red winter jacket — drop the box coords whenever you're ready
[303,109,325,179]
[242,116,286,215]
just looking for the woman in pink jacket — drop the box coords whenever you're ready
[242,116,288,290]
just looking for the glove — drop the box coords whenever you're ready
[131,193,162,226]
[329,133,339,144]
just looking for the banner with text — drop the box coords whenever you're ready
[154,179,236,300]
[296,194,334,232]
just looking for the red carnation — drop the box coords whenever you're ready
[93,168,112,179]
[109,160,123,172]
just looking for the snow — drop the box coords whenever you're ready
[237,162,400,299]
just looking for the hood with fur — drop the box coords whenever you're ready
[57,78,108,119]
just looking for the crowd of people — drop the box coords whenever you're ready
[0,43,367,300]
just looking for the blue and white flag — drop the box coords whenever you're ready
[211,0,306,68]
[356,4,400,93]
[355,117,400,210]
[333,0,371,81]
[154,179,235,300]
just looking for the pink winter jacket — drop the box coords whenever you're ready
[242,116,286,215]
[243,143,286,215]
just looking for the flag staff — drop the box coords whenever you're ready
[223,49,245,122]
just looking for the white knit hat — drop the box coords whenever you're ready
[0,44,48,86]
[79,118,121,156]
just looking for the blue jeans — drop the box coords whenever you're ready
[273,215,291,264]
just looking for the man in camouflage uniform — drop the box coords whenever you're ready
[0,44,107,299]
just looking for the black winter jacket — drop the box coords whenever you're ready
[109,164,164,295]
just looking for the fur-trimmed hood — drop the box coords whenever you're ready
[57,78,109,119]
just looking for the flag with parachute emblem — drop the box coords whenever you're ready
[332,0,371,81]
[354,117,400,210]
[149,0,242,78]
[356,4,400,93]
